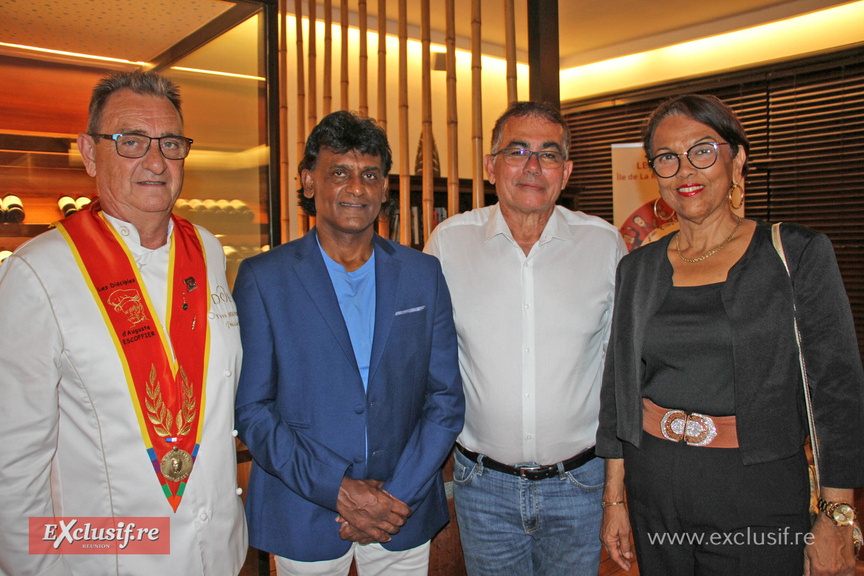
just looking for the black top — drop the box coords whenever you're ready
[597,220,864,489]
[642,282,735,416]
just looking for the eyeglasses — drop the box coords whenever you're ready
[492,147,567,169]
[91,133,193,160]
[648,142,729,178]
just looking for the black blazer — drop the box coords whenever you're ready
[597,220,864,488]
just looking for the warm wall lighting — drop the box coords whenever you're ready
[560,0,864,101]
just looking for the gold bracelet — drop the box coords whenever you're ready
[600,500,626,508]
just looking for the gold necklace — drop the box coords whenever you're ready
[676,215,743,263]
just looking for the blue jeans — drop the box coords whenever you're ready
[453,448,604,576]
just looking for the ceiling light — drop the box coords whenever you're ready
[170,66,265,81]
[0,42,149,66]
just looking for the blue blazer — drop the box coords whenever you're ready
[233,230,464,561]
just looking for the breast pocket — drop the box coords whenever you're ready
[388,306,428,373]
[393,305,427,325]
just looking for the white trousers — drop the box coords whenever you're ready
[274,541,431,576]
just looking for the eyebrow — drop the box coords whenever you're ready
[655,135,718,152]
[331,163,383,173]
[115,128,185,138]
[504,140,563,151]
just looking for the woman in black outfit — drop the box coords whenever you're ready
[597,94,864,576]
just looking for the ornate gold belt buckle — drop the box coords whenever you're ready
[660,410,718,446]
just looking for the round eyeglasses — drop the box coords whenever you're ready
[648,142,729,178]
[91,133,193,160]
[492,147,567,169]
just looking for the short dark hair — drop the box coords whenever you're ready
[642,94,750,178]
[490,101,571,159]
[298,110,393,216]
[87,71,182,134]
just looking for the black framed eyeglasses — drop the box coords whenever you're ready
[91,133,193,160]
[492,147,567,169]
[648,142,729,178]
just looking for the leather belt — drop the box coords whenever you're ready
[456,444,596,481]
[642,398,739,448]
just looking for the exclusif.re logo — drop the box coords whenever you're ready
[29,517,170,555]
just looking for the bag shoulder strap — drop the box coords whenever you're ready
[771,222,821,493]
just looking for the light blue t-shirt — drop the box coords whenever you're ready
[318,241,376,391]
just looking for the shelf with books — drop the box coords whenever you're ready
[385,174,497,249]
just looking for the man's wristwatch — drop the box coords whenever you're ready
[817,498,857,526]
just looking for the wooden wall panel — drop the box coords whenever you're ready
[0,57,99,135]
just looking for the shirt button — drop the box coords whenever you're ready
[199,511,209,522]
[525,392,531,398]
[236,487,243,496]
[208,312,216,319]
[523,262,529,268]
[232,429,239,437]
[525,347,530,353]
[526,434,532,439]
[224,369,232,377]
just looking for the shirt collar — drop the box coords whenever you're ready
[484,204,577,246]
[102,212,173,254]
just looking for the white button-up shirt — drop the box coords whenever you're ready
[425,204,626,465]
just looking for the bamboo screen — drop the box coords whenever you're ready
[281,0,521,242]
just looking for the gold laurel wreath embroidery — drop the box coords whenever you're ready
[145,365,172,436]
[175,367,196,436]
[144,365,197,437]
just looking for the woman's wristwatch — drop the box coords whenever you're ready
[818,499,863,553]
[817,499,856,526]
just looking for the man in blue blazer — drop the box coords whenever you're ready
[233,110,464,575]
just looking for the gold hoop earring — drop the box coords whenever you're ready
[728,181,744,210]
[653,198,675,222]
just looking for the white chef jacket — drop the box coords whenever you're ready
[0,215,247,576]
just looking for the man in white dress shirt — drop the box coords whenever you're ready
[425,101,627,575]
[0,71,246,576]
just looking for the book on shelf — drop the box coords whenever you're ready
[390,209,400,242]
[387,205,448,245]
[411,206,420,246]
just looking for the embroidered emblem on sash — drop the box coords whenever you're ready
[108,289,147,325]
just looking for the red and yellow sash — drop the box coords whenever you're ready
[55,204,210,512]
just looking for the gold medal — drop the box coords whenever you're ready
[160,446,193,482]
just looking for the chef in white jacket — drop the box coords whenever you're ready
[0,70,247,576]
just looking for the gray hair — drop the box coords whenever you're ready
[87,71,182,134]
[490,101,571,159]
